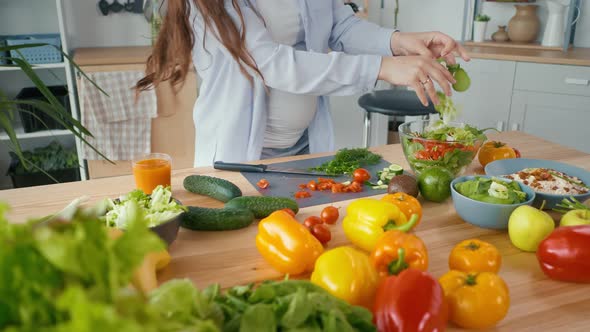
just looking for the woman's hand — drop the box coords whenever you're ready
[390,31,471,65]
[378,56,456,107]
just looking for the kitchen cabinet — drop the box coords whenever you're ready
[509,91,590,153]
[451,58,516,131]
[508,62,590,153]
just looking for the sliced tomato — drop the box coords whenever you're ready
[331,183,344,193]
[294,191,311,199]
[347,181,363,193]
[317,182,332,191]
[307,180,317,191]
[298,183,307,189]
[318,178,336,184]
[257,178,270,189]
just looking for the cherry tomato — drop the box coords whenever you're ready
[294,191,311,199]
[320,206,339,224]
[317,182,332,191]
[303,216,323,229]
[307,180,317,191]
[352,168,371,183]
[280,208,296,217]
[311,224,332,244]
[298,184,307,189]
[257,178,269,189]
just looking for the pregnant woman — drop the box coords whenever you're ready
[137,0,470,166]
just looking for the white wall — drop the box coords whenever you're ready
[62,0,151,48]
[0,0,151,50]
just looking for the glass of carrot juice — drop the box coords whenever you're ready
[132,153,172,194]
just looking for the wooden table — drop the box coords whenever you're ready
[2,131,590,331]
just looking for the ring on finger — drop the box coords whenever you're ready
[420,77,432,85]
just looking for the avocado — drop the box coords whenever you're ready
[388,174,419,197]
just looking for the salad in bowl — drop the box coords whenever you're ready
[399,119,487,177]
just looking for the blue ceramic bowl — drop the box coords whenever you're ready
[485,158,590,209]
[451,175,536,230]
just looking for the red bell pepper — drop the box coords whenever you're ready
[537,225,590,283]
[373,268,448,332]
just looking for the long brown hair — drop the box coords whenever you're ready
[136,0,263,92]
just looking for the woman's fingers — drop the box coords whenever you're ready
[412,81,430,107]
[424,61,454,97]
[423,78,440,105]
[454,43,471,61]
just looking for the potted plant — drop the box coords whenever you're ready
[473,14,491,42]
[7,141,80,188]
[0,43,108,182]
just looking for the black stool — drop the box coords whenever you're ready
[358,89,437,147]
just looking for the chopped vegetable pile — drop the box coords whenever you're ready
[310,148,381,175]
[454,177,528,204]
[104,185,186,228]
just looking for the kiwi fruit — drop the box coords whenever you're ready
[388,174,419,197]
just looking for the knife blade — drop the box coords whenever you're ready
[213,161,338,177]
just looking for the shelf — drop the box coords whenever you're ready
[464,40,570,51]
[0,62,66,72]
[483,1,537,3]
[0,125,73,140]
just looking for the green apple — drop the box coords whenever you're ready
[508,205,555,252]
[560,209,590,227]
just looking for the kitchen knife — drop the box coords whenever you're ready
[213,161,338,177]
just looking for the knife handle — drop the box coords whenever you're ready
[213,161,267,173]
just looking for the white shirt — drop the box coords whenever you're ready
[189,0,396,166]
[257,0,319,149]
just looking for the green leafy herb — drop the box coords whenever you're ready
[214,280,376,332]
[554,196,590,214]
[310,148,381,175]
[454,177,528,204]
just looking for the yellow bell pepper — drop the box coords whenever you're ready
[310,246,380,309]
[108,228,171,293]
[256,210,324,275]
[343,198,419,252]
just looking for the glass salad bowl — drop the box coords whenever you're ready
[399,120,487,178]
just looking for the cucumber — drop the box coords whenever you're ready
[224,196,299,219]
[181,206,254,231]
[183,175,242,203]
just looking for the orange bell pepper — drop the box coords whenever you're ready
[256,210,324,275]
[371,230,429,277]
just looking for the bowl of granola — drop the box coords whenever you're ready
[485,158,590,209]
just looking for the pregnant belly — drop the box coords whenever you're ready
[263,89,318,149]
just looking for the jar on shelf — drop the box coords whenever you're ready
[492,26,510,42]
[507,5,540,43]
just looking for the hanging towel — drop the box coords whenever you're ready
[79,70,157,161]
